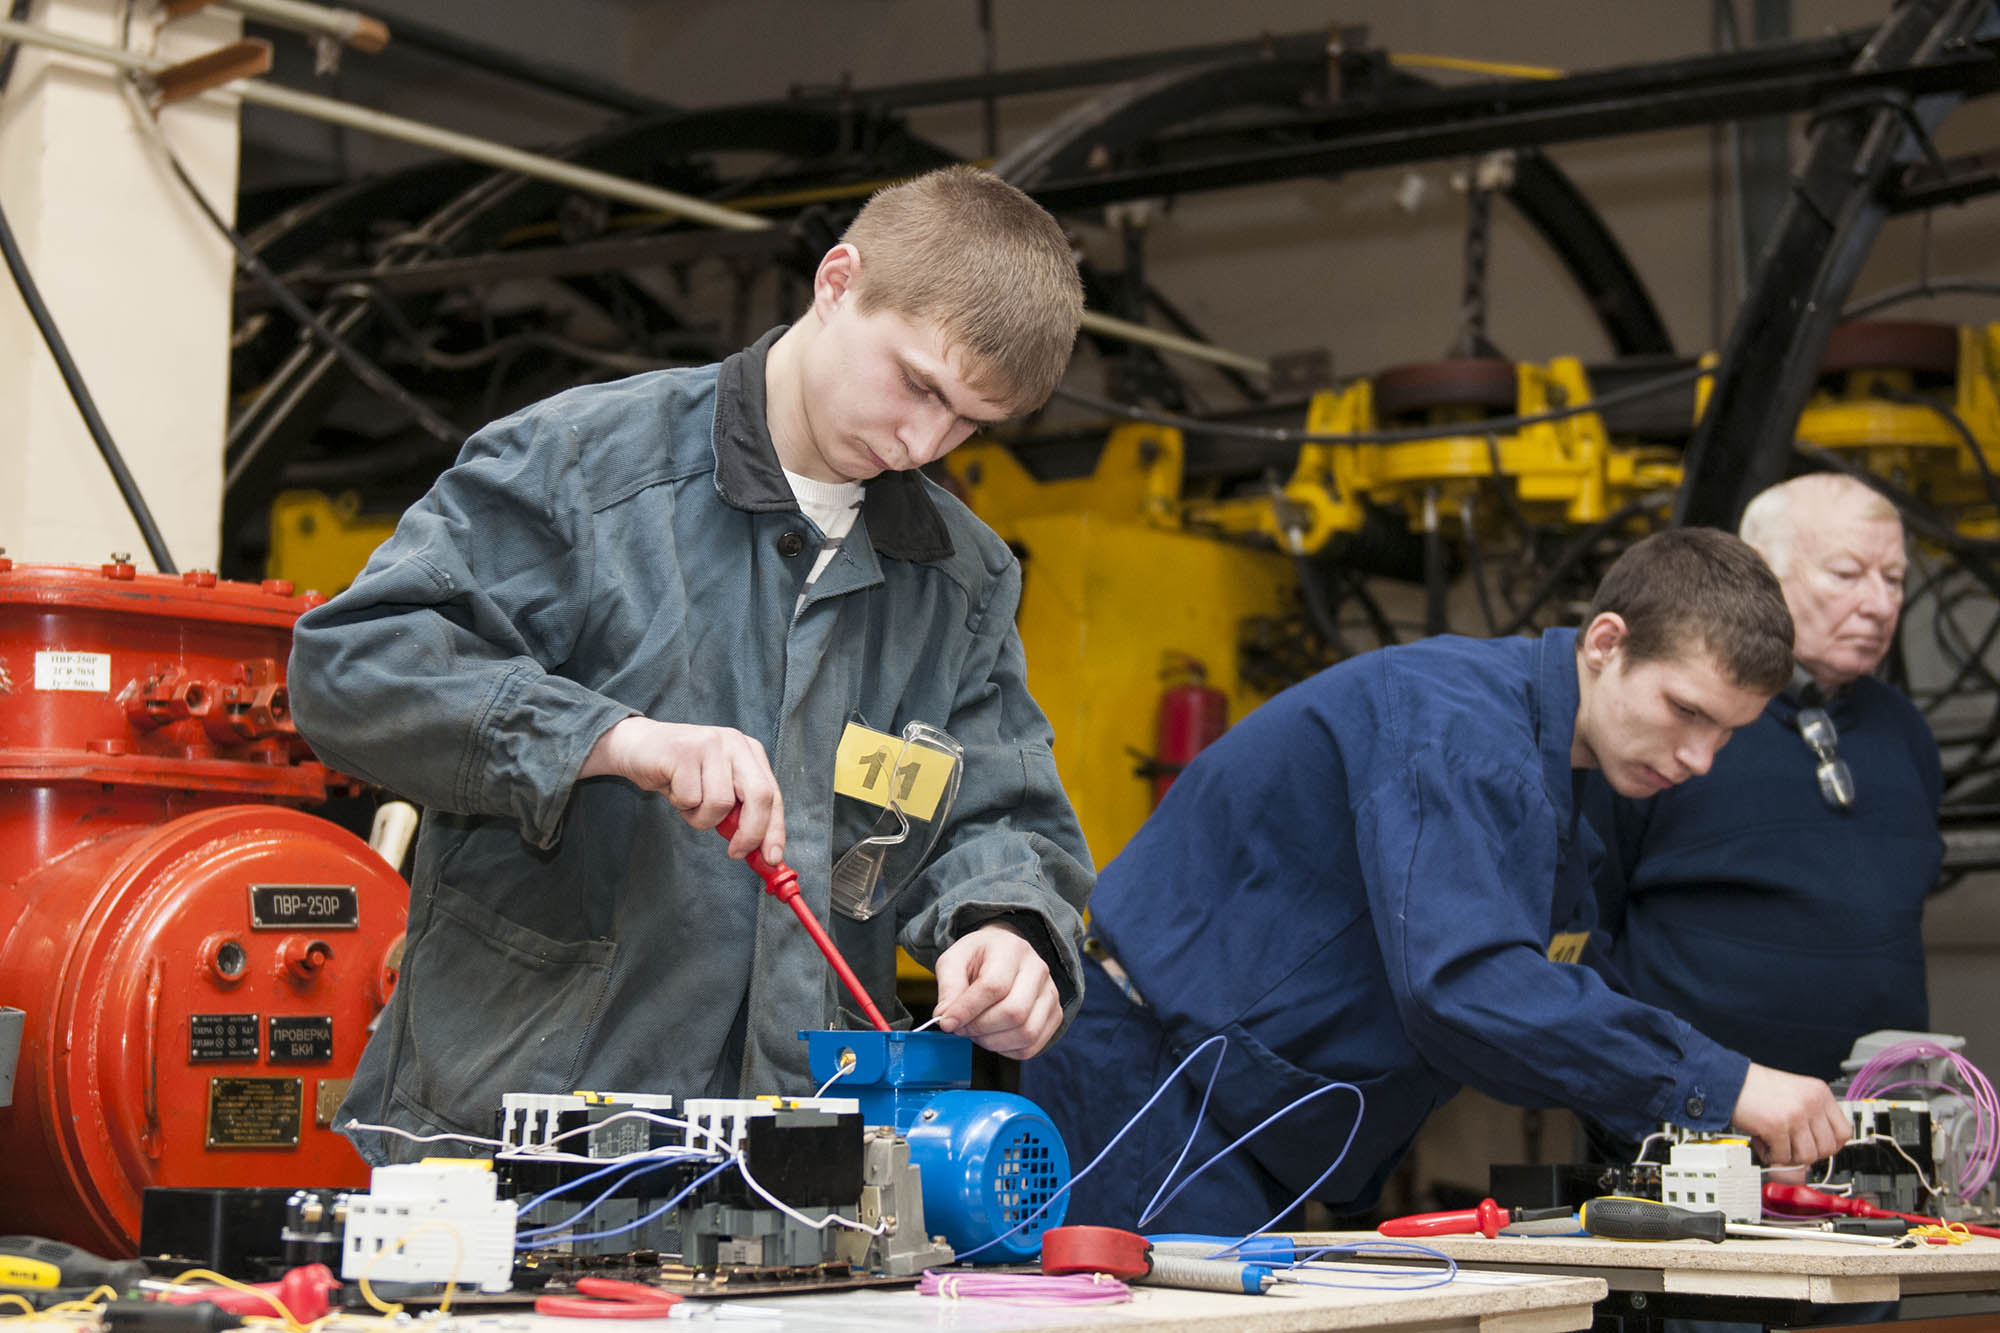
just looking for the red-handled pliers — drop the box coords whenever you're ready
[533,1277,684,1318]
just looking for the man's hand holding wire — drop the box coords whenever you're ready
[1731,1062,1851,1168]
[934,923,1061,1059]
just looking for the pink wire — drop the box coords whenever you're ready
[917,1270,1132,1306]
[1845,1041,1999,1196]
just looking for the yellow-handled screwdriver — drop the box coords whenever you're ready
[1580,1196,1727,1243]
[1580,1197,1907,1247]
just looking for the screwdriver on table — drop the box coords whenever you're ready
[1765,1182,2000,1239]
[1378,1198,1579,1238]
[0,1236,149,1293]
[1581,1196,1907,1247]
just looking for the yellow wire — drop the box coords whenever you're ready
[1390,52,1566,81]
[165,1270,304,1333]
[0,1295,36,1318]
[40,1286,118,1315]
[353,1220,466,1317]
[1912,1222,1972,1244]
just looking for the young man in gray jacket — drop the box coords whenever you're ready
[289,167,1095,1161]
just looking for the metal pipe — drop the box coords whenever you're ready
[1078,309,1269,377]
[342,4,670,116]
[208,0,387,53]
[0,16,763,232]
[0,15,1271,376]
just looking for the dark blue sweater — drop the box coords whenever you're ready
[1585,677,1943,1082]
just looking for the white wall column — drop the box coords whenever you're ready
[0,0,241,570]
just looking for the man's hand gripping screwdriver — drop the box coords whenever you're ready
[718,807,889,1032]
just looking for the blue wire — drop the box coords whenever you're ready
[514,1148,717,1219]
[514,1159,735,1249]
[949,1034,1233,1263]
[514,1152,722,1239]
[952,1034,1370,1271]
[1281,1239,1458,1290]
[1136,1080,1364,1241]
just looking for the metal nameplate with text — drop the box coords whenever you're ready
[248,885,359,930]
[206,1077,303,1149]
[267,1016,333,1064]
[189,1013,260,1063]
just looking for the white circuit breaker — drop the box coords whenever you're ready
[1662,1139,1761,1223]
[340,1161,520,1292]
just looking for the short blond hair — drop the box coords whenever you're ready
[841,166,1082,414]
[1739,473,1901,578]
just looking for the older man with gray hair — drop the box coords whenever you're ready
[1585,473,1944,1083]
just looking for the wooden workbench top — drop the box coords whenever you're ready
[1293,1229,2000,1307]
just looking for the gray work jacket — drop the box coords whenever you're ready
[290,328,1094,1160]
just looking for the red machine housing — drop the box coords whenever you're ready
[0,558,407,1255]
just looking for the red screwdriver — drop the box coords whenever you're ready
[1764,1182,2000,1239]
[1378,1198,1577,1238]
[717,808,889,1032]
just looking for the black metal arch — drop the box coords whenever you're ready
[992,56,1674,359]
[1677,0,2000,528]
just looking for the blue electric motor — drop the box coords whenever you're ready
[801,1029,1069,1263]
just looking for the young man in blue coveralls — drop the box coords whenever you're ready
[1022,528,1854,1234]
[290,168,1096,1161]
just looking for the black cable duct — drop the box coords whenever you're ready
[0,191,177,573]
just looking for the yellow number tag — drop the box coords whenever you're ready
[1546,930,1589,965]
[834,722,956,821]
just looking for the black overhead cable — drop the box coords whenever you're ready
[0,192,178,573]
[0,0,30,95]
[118,80,466,480]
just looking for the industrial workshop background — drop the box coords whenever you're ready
[5,0,2000,1234]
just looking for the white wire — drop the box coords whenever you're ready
[814,1066,850,1098]
[1853,1132,1942,1200]
[1631,1130,1672,1165]
[507,1105,888,1239]
[498,1145,719,1167]
[731,1149,889,1236]
[343,1119,505,1148]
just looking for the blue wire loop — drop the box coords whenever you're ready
[952,1031,1453,1286]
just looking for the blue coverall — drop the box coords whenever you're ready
[1587,677,1943,1083]
[1021,629,1749,1234]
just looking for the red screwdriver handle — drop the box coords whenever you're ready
[1379,1198,1507,1238]
[717,809,890,1033]
[1764,1182,2000,1239]
[716,810,798,898]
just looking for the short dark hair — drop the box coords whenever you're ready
[842,166,1082,414]
[1584,528,1794,695]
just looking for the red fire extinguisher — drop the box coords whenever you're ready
[1150,654,1228,806]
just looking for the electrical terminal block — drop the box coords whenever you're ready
[675,1096,859,1158]
[499,1090,674,1155]
[340,1161,518,1292]
[1662,1138,1760,1223]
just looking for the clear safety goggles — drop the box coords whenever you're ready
[830,720,964,921]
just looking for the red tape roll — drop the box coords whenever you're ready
[1040,1225,1152,1280]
